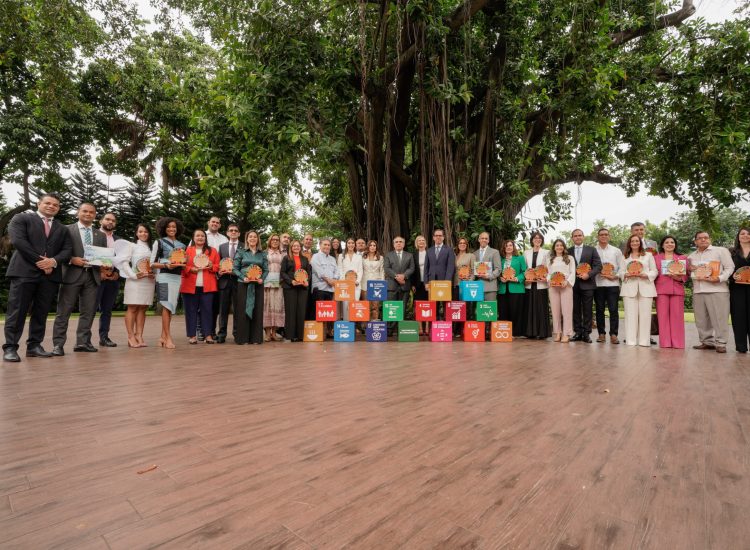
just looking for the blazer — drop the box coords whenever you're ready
[453,252,475,287]
[6,211,72,282]
[424,245,456,283]
[654,253,688,296]
[384,250,415,292]
[410,250,428,287]
[280,254,312,290]
[567,245,602,291]
[523,248,550,290]
[619,253,658,298]
[497,255,527,294]
[62,223,108,285]
[218,241,243,290]
[473,246,502,292]
[180,246,220,294]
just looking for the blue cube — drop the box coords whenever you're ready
[366,321,388,342]
[334,321,356,342]
[459,281,484,302]
[366,280,387,301]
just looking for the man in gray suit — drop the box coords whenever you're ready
[473,231,502,301]
[51,203,108,355]
[384,235,415,335]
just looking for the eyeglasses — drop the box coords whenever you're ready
[228,229,239,232]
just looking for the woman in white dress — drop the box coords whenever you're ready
[115,224,156,348]
[361,240,385,320]
[337,238,363,321]
[619,234,658,347]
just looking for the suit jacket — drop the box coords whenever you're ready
[567,245,602,291]
[410,250,427,287]
[180,246,220,294]
[6,211,72,283]
[384,250,415,292]
[218,241,243,290]
[619,253,658,298]
[654,253,688,296]
[497,255,527,294]
[473,246,502,292]
[424,245,456,283]
[280,255,311,290]
[61,223,108,285]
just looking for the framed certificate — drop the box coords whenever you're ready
[83,245,115,267]
[662,259,686,276]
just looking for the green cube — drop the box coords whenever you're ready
[382,300,404,322]
[398,321,420,342]
[476,301,498,321]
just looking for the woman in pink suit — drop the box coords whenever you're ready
[654,235,688,349]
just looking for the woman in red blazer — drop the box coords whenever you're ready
[654,235,689,348]
[180,229,220,344]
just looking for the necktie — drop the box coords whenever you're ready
[480,248,485,262]
[397,251,402,262]
[436,246,441,258]
[84,227,92,246]
[44,218,51,237]
[230,242,236,259]
[575,247,581,263]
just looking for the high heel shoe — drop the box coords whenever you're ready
[553,333,561,342]
[158,339,176,349]
[188,337,198,345]
[127,337,139,348]
[561,335,570,343]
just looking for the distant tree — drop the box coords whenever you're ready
[114,176,158,240]
[68,164,111,214]
[669,207,750,251]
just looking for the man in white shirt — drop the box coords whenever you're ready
[688,231,734,353]
[355,238,367,256]
[311,239,339,335]
[594,227,624,344]
[206,216,229,250]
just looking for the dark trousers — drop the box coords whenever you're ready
[96,278,120,339]
[3,278,59,351]
[236,283,265,344]
[387,286,410,333]
[595,286,620,336]
[53,271,99,347]
[216,278,238,339]
[305,285,316,320]
[730,284,750,353]
[572,285,594,337]
[283,287,308,341]
[183,288,215,338]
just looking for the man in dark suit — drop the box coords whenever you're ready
[51,203,108,355]
[568,228,602,343]
[3,193,73,362]
[424,228,456,320]
[384,235,415,335]
[215,223,242,343]
[95,212,121,347]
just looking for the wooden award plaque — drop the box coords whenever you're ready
[534,265,548,279]
[550,271,566,287]
[345,270,358,282]
[694,264,713,279]
[475,262,490,277]
[735,266,750,284]
[501,266,516,280]
[667,260,685,276]
[193,254,210,269]
[524,268,537,282]
[219,257,234,274]
[600,262,615,277]
[169,248,186,265]
[244,264,262,282]
[575,262,591,277]
[135,258,152,274]
[294,269,309,283]
[458,265,471,280]
[626,261,643,276]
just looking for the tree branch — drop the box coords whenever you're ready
[610,0,696,48]
[548,167,622,186]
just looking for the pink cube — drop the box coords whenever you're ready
[431,321,453,342]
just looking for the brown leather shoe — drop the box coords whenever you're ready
[716,346,727,353]
[596,334,605,343]
[693,343,715,350]
[610,335,619,344]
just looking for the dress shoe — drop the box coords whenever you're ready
[693,343,715,350]
[570,334,581,342]
[596,334,606,343]
[216,337,226,344]
[715,346,727,353]
[582,336,593,343]
[26,345,52,358]
[610,335,619,345]
[553,333,561,342]
[51,345,65,356]
[99,337,117,347]
[3,349,21,362]
[650,338,657,345]
[73,343,98,352]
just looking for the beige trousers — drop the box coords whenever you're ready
[550,286,573,336]
[693,292,730,346]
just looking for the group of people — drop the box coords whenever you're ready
[3,194,750,363]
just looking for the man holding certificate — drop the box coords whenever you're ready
[51,203,108,355]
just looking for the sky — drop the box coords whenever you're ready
[5,0,746,234]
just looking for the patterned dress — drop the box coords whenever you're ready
[263,249,285,327]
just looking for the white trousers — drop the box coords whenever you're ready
[623,295,652,347]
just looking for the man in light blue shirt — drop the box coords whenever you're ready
[311,239,338,294]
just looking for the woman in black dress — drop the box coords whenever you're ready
[280,240,312,342]
[523,231,551,339]
[730,226,750,353]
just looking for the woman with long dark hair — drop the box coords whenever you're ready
[548,239,575,343]
[730,227,750,353]
[151,217,186,349]
[116,224,156,348]
[654,235,688,348]
[523,231,551,339]
[180,229,220,344]
[280,240,311,341]
[497,239,527,337]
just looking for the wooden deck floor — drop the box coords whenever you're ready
[0,317,748,549]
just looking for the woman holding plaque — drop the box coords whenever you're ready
[620,235,658,347]
[730,227,750,353]
[280,239,311,342]
[233,230,269,345]
[654,235,688,349]
[523,231,551,339]
[497,239,527,337]
[453,237,475,337]
[151,217,186,349]
[115,224,156,348]
[362,240,384,319]
[548,238,576,342]
[180,229,220,344]
[263,234,285,342]
[337,238,363,321]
